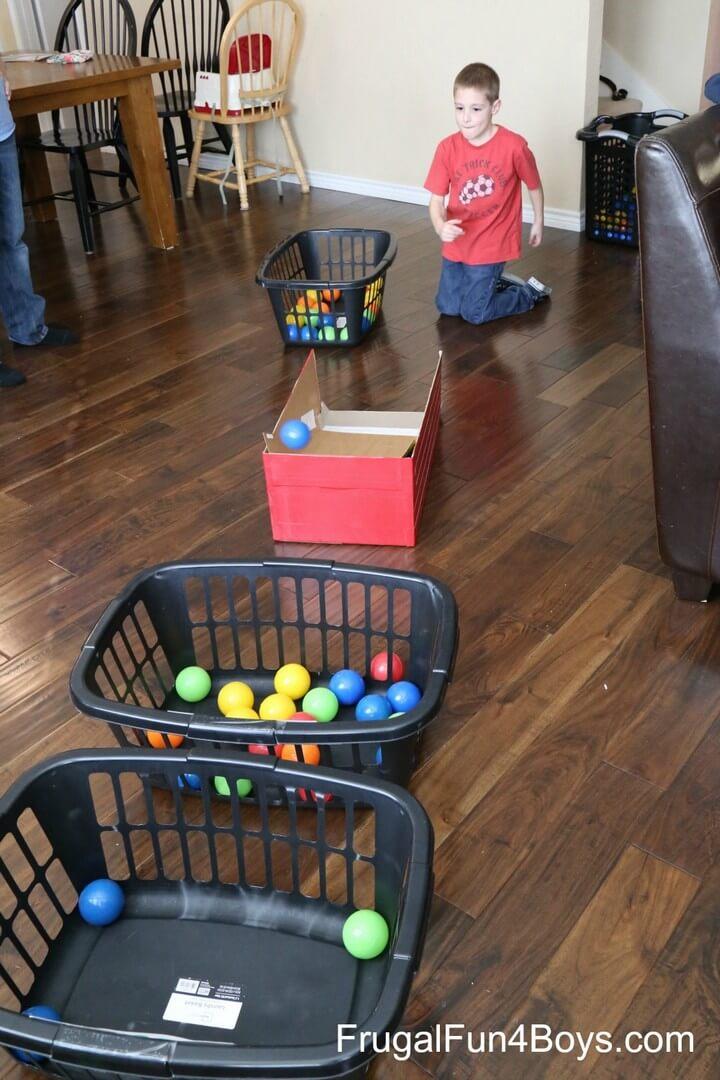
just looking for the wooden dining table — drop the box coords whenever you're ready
[5,54,182,250]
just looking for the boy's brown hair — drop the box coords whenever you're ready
[454,63,500,102]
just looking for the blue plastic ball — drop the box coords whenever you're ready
[14,1006,60,1065]
[387,681,422,712]
[375,746,383,766]
[355,694,392,722]
[179,773,202,790]
[321,313,335,326]
[329,669,366,706]
[286,324,299,342]
[78,878,125,927]
[300,326,312,341]
[279,419,311,451]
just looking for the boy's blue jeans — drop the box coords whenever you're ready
[0,133,47,345]
[435,258,536,325]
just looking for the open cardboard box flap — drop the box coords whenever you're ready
[264,351,440,459]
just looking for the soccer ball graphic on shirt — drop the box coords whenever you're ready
[459,174,495,205]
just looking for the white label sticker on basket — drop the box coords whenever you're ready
[163,979,244,1030]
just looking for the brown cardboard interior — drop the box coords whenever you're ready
[264,351,440,458]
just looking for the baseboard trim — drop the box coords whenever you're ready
[197,152,584,232]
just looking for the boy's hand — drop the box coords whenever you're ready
[439,218,465,242]
[529,221,543,247]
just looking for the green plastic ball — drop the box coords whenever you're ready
[322,326,336,342]
[214,776,253,798]
[302,687,339,723]
[175,666,211,703]
[339,328,349,342]
[342,909,389,959]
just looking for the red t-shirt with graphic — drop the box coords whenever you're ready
[424,126,541,264]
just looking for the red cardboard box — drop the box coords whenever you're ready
[263,351,442,546]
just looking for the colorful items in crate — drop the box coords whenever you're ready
[590,189,637,243]
[152,657,419,775]
[285,289,349,344]
[362,278,383,331]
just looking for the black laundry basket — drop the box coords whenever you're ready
[70,559,458,797]
[576,109,686,246]
[256,229,397,347]
[0,748,432,1079]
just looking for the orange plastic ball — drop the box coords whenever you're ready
[279,743,321,766]
[147,731,184,749]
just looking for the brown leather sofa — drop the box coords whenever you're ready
[636,106,720,601]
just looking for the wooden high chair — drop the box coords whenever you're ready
[185,0,309,208]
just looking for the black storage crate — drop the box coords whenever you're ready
[576,109,685,247]
[70,559,457,795]
[0,748,433,1079]
[256,229,397,347]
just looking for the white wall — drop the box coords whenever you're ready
[249,0,604,220]
[602,0,711,114]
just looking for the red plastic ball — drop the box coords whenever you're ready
[369,651,405,683]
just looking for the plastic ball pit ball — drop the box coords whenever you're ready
[78,878,125,927]
[14,1006,61,1065]
[175,665,211,702]
[302,687,339,722]
[274,662,311,700]
[178,772,202,790]
[287,711,317,722]
[217,681,254,715]
[355,694,392,722]
[279,743,321,765]
[223,705,259,721]
[259,693,296,721]
[286,323,300,341]
[329,669,366,706]
[387,681,422,712]
[342,909,389,959]
[147,730,184,749]
[248,743,272,755]
[370,651,405,683]
[214,776,253,798]
[279,419,311,451]
[322,288,342,302]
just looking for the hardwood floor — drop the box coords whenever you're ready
[2,164,719,1078]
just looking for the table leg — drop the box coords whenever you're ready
[15,115,57,223]
[117,75,178,250]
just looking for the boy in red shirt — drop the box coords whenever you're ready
[425,62,551,325]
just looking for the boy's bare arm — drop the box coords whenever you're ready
[0,60,10,101]
[429,194,464,243]
[528,184,544,247]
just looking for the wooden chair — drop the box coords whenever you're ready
[185,0,309,208]
[141,0,232,200]
[17,0,138,254]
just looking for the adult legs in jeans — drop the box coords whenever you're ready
[0,133,47,345]
[435,258,537,325]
